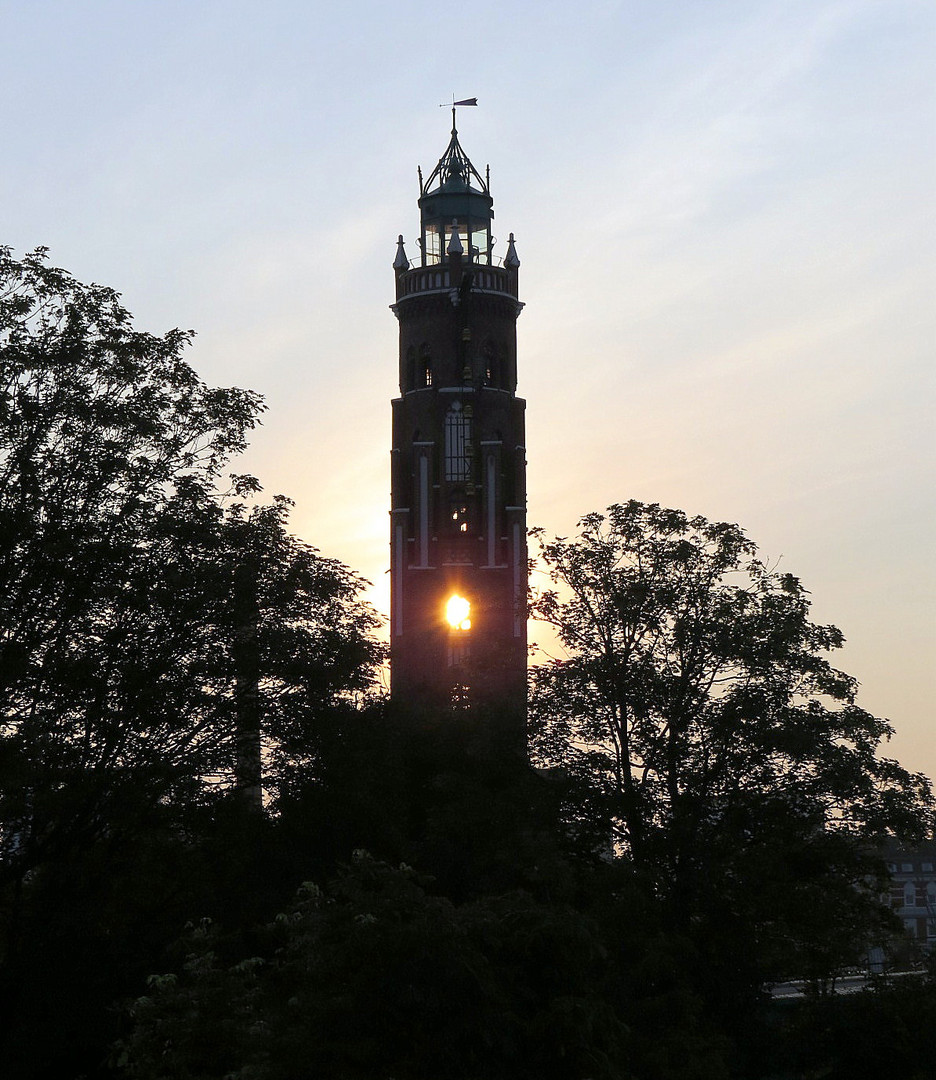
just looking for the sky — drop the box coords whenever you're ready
[1,0,933,781]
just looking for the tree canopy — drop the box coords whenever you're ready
[529,502,932,975]
[0,246,382,889]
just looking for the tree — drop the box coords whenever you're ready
[116,852,734,1080]
[0,246,385,1079]
[528,501,933,982]
[219,497,384,810]
[0,246,382,889]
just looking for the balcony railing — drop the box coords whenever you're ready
[397,263,516,299]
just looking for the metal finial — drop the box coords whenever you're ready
[393,235,409,271]
[504,233,520,269]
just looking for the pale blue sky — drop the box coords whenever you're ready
[2,0,933,779]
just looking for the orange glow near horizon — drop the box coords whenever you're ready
[445,594,471,631]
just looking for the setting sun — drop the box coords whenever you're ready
[445,594,471,630]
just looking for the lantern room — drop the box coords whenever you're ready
[417,109,494,266]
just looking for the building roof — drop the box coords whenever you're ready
[420,108,489,198]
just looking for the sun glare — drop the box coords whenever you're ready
[446,594,471,630]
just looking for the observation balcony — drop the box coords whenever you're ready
[395,260,518,301]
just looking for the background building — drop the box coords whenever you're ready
[886,843,936,950]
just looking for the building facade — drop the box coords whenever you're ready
[885,843,936,949]
[389,113,527,747]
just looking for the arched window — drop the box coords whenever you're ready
[405,346,416,391]
[419,343,432,388]
[445,402,470,481]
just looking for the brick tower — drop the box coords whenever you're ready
[390,110,526,749]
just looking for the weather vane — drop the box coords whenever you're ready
[441,96,477,132]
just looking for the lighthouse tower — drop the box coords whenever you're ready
[389,111,527,749]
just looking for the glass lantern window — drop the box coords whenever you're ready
[424,223,442,264]
[470,224,490,263]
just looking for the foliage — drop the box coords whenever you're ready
[217,498,384,807]
[116,852,735,1080]
[758,973,936,1080]
[2,246,932,1078]
[529,501,933,977]
[0,245,382,889]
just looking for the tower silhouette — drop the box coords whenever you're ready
[390,111,527,749]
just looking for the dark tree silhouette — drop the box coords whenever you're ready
[0,246,385,1080]
[0,246,382,886]
[529,501,933,984]
[115,853,735,1080]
